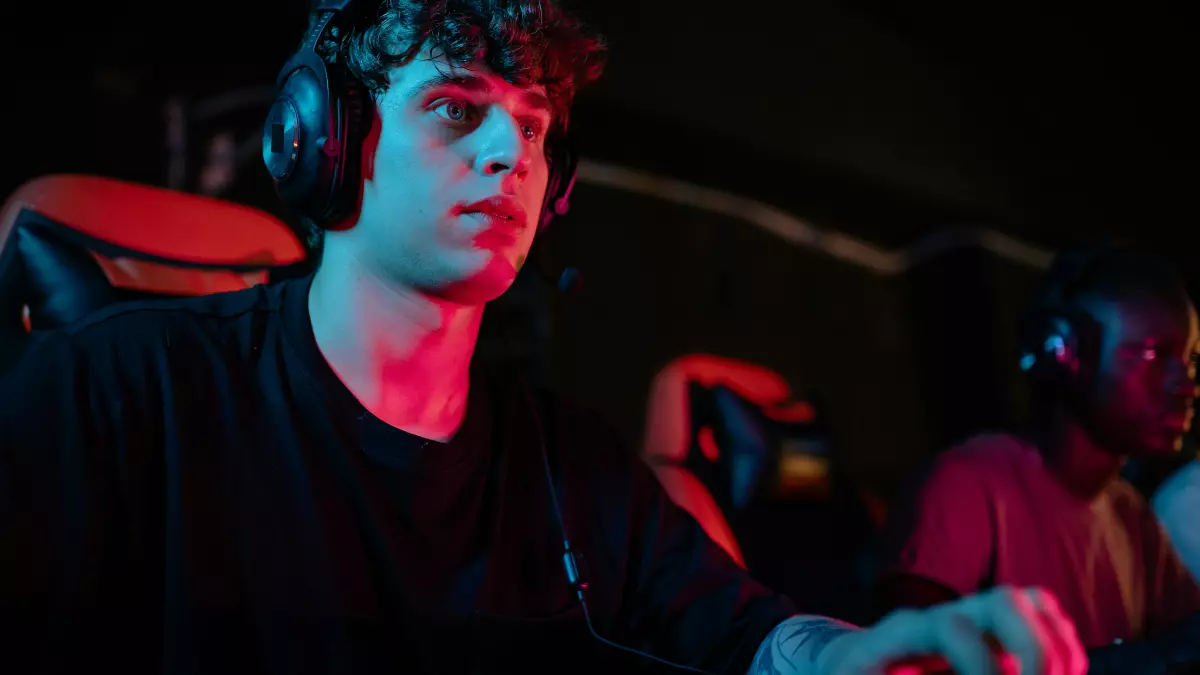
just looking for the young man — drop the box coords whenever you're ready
[877,243,1200,673]
[0,2,1084,673]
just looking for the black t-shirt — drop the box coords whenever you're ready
[0,276,795,674]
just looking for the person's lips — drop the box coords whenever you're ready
[457,195,528,234]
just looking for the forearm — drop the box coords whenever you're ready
[747,615,860,675]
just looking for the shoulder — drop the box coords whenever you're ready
[1152,460,1200,521]
[924,432,1036,481]
[58,281,288,361]
[63,281,284,341]
[892,433,1038,511]
[11,281,293,395]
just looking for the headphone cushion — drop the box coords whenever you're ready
[266,54,341,224]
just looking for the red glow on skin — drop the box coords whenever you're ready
[309,257,485,442]
[309,51,551,440]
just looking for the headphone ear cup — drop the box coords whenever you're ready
[1022,314,1077,382]
[264,52,340,223]
[1044,315,1095,397]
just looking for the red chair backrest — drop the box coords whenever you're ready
[0,174,306,371]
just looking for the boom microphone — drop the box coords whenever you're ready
[524,261,717,674]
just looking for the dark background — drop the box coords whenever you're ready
[3,0,1193,494]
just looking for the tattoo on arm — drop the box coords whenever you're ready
[748,616,856,675]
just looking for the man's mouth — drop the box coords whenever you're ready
[457,195,528,230]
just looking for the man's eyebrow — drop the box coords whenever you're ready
[518,89,553,118]
[407,71,553,117]
[407,71,489,97]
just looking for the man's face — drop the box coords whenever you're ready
[1084,290,1200,456]
[344,48,552,304]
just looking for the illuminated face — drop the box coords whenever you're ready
[1083,290,1200,456]
[339,47,552,304]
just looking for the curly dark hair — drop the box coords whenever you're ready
[340,0,606,132]
[296,0,606,252]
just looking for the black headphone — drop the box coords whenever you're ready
[1018,242,1131,394]
[262,0,578,230]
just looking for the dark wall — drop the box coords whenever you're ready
[544,181,930,488]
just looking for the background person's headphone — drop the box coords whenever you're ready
[1017,241,1132,396]
[261,0,578,231]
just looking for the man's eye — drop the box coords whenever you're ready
[520,120,544,141]
[433,100,473,123]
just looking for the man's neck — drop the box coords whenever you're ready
[308,250,485,441]
[1033,409,1126,500]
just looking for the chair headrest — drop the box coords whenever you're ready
[0,174,306,370]
[642,354,830,505]
[1,174,305,267]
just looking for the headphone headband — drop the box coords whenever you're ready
[297,11,337,57]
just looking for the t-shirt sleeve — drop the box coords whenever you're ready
[615,455,797,673]
[877,449,996,597]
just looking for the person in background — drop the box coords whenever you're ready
[876,242,1200,673]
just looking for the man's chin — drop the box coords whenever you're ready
[435,256,519,305]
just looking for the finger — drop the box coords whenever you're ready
[885,640,1017,675]
[870,608,995,675]
[931,611,998,675]
[962,587,1046,675]
[1028,589,1069,675]
[1027,588,1088,675]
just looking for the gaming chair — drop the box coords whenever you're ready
[641,355,833,564]
[0,174,307,374]
[641,354,881,623]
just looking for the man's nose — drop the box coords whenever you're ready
[475,114,531,180]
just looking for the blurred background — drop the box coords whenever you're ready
[2,0,1194,618]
